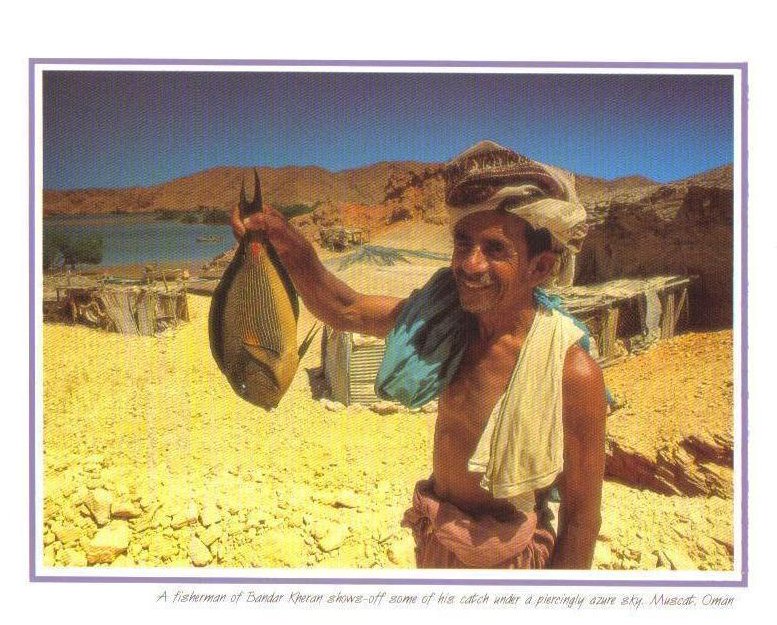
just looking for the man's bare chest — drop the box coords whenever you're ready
[437,340,520,442]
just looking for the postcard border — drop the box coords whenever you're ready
[29,58,748,588]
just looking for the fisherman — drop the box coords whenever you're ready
[231,141,607,569]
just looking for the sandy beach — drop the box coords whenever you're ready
[41,223,735,572]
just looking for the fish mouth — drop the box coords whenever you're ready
[229,354,283,408]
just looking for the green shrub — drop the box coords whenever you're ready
[43,232,104,270]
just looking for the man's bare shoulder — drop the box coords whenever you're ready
[562,344,607,435]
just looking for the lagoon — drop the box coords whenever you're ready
[43,214,234,268]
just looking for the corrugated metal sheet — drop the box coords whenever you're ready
[322,327,386,406]
[323,328,351,405]
[349,343,386,404]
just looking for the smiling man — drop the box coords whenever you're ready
[233,140,607,569]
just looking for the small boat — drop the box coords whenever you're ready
[196,235,224,243]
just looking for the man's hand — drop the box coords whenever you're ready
[229,201,404,338]
[230,202,286,242]
[230,202,246,240]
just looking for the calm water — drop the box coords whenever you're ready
[43,214,235,267]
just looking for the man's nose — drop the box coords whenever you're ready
[460,245,489,274]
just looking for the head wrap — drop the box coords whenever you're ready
[444,140,588,286]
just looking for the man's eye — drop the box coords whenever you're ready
[483,242,507,257]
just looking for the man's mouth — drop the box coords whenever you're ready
[456,274,494,290]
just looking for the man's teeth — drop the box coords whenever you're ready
[461,277,492,288]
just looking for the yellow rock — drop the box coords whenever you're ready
[85,522,130,565]
[53,525,82,545]
[85,489,113,527]
[190,536,212,567]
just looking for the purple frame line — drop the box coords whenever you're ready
[29,58,749,588]
[29,59,37,585]
[30,58,746,70]
[739,62,749,587]
[29,575,743,587]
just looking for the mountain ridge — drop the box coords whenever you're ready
[43,161,733,217]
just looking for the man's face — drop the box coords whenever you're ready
[451,211,537,315]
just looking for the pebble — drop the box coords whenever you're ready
[190,536,212,566]
[334,489,362,509]
[60,548,88,567]
[712,535,734,555]
[85,522,131,564]
[43,545,57,566]
[85,454,105,466]
[672,524,691,539]
[111,554,134,567]
[198,524,222,547]
[170,502,198,529]
[73,486,89,505]
[199,504,221,528]
[227,519,243,536]
[370,401,399,415]
[696,534,720,555]
[53,525,81,545]
[111,501,142,520]
[85,489,113,527]
[321,399,346,412]
[148,535,178,561]
[387,536,414,566]
[317,524,349,552]
[139,496,156,510]
[661,548,699,571]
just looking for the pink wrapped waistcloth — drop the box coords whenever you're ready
[401,479,554,569]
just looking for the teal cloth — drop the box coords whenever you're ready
[375,269,474,408]
[375,268,597,409]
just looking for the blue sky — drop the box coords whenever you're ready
[42,71,734,190]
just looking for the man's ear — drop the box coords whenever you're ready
[529,251,558,286]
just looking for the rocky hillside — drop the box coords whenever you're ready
[43,162,434,215]
[45,160,734,328]
[576,164,734,328]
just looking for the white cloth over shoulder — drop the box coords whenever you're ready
[468,307,584,505]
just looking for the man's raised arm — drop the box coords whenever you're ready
[233,205,405,338]
[550,345,608,569]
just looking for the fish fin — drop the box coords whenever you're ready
[208,240,247,370]
[265,242,300,319]
[242,335,280,360]
[239,180,249,219]
[241,168,263,216]
[298,323,320,359]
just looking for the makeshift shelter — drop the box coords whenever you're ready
[321,275,691,406]
[43,273,190,336]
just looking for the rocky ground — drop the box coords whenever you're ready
[41,222,735,573]
[42,293,735,572]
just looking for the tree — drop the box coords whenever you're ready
[43,232,104,271]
